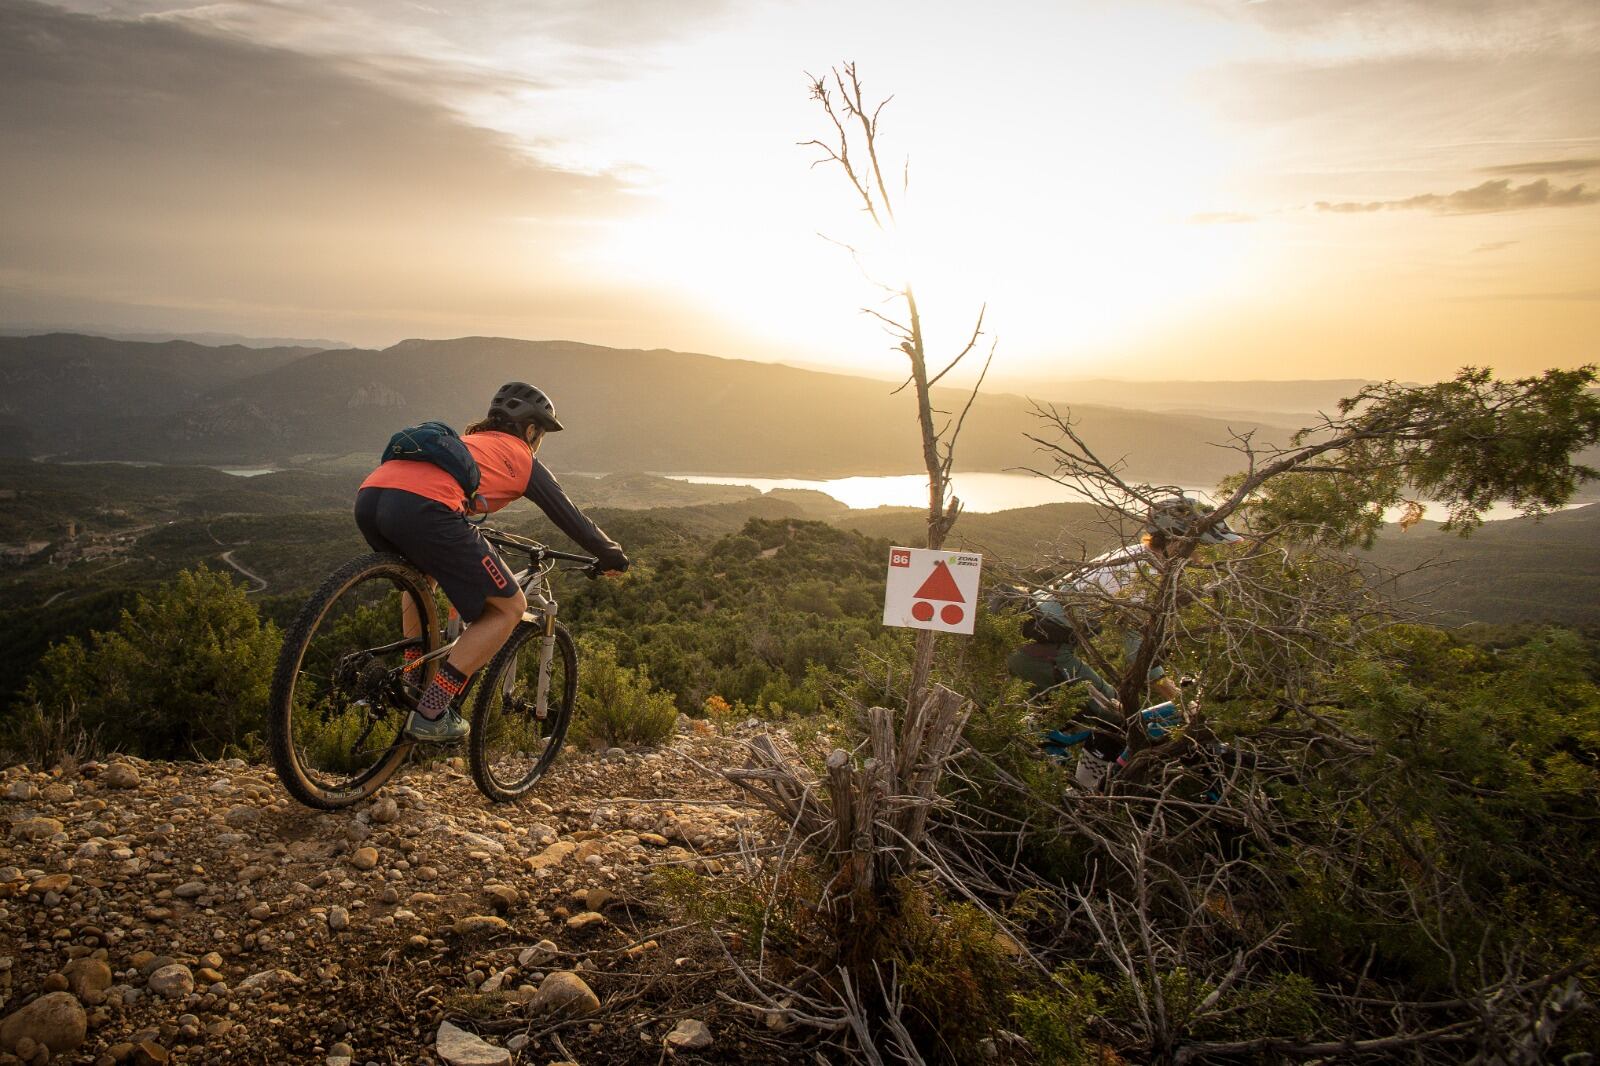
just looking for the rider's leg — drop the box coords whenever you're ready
[445,586,526,676]
[1006,643,1062,697]
[1051,643,1118,705]
[400,580,437,669]
[411,588,525,722]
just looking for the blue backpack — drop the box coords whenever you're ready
[379,421,486,514]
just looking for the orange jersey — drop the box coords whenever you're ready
[360,430,533,513]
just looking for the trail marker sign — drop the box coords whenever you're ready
[883,546,983,635]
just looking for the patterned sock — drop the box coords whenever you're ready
[417,661,468,720]
[402,647,423,670]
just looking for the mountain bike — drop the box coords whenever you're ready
[1039,694,1288,797]
[267,525,594,809]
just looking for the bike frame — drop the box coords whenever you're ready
[375,527,590,721]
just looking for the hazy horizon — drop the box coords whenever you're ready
[2,0,1597,384]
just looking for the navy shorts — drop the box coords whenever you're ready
[354,488,518,623]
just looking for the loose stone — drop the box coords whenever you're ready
[434,1020,511,1066]
[666,1018,713,1050]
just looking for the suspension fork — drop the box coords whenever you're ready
[521,585,558,719]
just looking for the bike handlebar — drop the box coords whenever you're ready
[480,526,596,568]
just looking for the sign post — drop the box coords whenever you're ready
[883,546,983,635]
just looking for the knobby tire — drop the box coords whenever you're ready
[268,553,438,810]
[469,620,578,803]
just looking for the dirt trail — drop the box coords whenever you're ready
[1,727,807,1064]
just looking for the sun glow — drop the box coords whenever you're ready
[566,0,1265,378]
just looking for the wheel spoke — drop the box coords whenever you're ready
[271,557,437,809]
[471,624,575,801]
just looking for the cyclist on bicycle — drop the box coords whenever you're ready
[1007,495,1241,742]
[354,382,629,743]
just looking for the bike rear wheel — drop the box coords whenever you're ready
[269,553,439,809]
[469,620,577,803]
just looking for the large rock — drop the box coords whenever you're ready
[223,805,260,828]
[8,816,62,841]
[63,958,113,1003]
[3,780,37,801]
[239,968,303,991]
[102,762,141,789]
[517,940,559,968]
[147,964,195,999]
[529,971,600,1017]
[0,991,88,1056]
[434,1020,511,1066]
[451,915,508,937]
[526,840,575,871]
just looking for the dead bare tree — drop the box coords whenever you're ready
[710,62,1002,1061]
[724,64,996,888]
[803,61,994,703]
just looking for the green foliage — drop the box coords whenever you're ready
[1010,967,1107,1066]
[7,566,280,759]
[297,701,401,775]
[1236,366,1600,547]
[569,638,677,749]
[653,864,823,959]
[564,518,900,716]
[876,884,1021,1061]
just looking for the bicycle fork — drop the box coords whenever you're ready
[520,587,558,720]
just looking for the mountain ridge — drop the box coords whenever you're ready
[3,333,1302,483]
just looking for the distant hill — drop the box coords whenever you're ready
[1,334,1296,483]
[0,326,350,349]
[831,502,1124,570]
[991,377,1378,416]
[1362,503,1600,626]
[0,333,322,458]
[836,499,1600,626]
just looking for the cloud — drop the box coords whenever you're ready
[1186,211,1256,225]
[1481,158,1600,175]
[1472,240,1519,253]
[0,0,665,341]
[1209,0,1599,40]
[1205,49,1600,181]
[1315,178,1599,214]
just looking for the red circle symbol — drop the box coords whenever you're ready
[940,604,964,625]
[911,601,934,622]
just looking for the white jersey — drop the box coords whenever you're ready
[1032,542,1162,625]
[1065,543,1161,599]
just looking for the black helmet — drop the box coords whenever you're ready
[489,381,563,432]
[1147,495,1242,544]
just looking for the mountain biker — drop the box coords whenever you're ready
[354,382,629,743]
[1007,495,1241,753]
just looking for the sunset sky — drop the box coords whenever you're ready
[2,0,1596,383]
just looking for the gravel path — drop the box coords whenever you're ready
[2,728,805,1065]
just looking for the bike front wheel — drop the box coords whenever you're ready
[268,553,439,809]
[469,620,577,803]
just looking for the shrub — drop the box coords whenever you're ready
[8,566,279,760]
[569,638,677,749]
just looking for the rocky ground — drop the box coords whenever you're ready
[1,727,813,1065]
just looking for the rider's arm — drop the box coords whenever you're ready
[523,461,629,572]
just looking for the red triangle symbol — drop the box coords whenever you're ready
[912,560,964,602]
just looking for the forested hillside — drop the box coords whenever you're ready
[2,333,1293,482]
